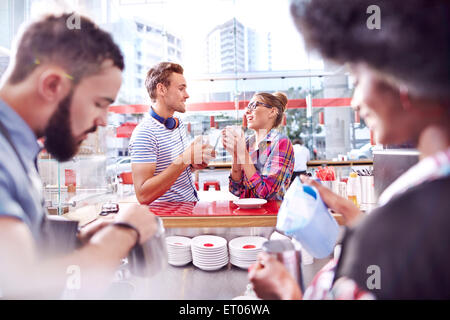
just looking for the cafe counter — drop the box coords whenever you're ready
[207,159,374,169]
[61,191,343,299]
[63,191,345,228]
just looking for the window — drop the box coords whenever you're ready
[19,0,364,160]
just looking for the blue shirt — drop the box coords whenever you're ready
[128,113,198,202]
[0,99,46,242]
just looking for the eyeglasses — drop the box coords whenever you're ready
[246,101,273,112]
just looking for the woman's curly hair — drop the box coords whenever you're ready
[291,0,450,100]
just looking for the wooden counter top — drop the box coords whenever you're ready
[64,196,345,228]
[207,160,373,169]
[147,200,279,228]
[306,160,374,167]
[161,215,277,228]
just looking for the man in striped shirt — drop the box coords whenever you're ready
[129,62,215,204]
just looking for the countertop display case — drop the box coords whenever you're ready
[38,128,114,215]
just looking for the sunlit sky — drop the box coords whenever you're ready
[27,0,324,76]
[116,0,324,74]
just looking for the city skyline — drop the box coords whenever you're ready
[0,0,334,107]
[205,18,272,74]
[115,0,324,75]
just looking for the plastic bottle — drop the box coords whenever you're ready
[347,172,360,208]
[277,178,339,258]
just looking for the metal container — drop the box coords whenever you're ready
[40,215,80,258]
[321,181,333,190]
[338,181,347,199]
[331,180,340,195]
[373,149,419,199]
[360,176,376,211]
[262,239,304,292]
[127,216,168,278]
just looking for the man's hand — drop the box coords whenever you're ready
[115,204,158,244]
[78,215,116,245]
[248,252,302,300]
[221,126,248,165]
[300,175,362,225]
[191,162,209,171]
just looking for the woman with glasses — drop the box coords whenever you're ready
[222,92,294,201]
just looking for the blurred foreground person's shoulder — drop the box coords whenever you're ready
[287,0,450,300]
[336,176,450,299]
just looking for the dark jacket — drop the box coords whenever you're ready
[336,176,450,299]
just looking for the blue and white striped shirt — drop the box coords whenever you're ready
[128,114,198,202]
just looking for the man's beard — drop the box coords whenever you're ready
[43,91,97,162]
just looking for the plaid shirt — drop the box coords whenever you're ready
[303,258,375,300]
[229,129,294,200]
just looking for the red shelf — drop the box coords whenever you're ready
[108,98,352,114]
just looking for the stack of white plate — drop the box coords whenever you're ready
[229,236,268,269]
[165,236,192,266]
[191,235,229,271]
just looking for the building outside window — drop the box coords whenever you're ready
[4,0,372,161]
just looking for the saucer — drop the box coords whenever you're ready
[233,198,267,209]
